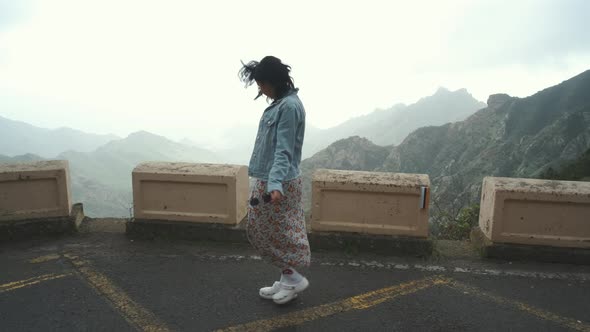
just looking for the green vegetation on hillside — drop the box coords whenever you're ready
[541,148,590,181]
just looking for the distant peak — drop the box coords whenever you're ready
[433,87,472,97]
[431,86,472,97]
[487,93,512,109]
[332,135,376,147]
[126,130,167,141]
[128,130,155,137]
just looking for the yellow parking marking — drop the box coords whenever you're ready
[217,276,450,332]
[0,273,71,293]
[447,281,590,332]
[29,254,61,264]
[64,253,171,332]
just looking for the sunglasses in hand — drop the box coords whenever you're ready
[249,193,271,206]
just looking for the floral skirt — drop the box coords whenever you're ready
[247,177,311,269]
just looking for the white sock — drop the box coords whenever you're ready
[280,267,303,285]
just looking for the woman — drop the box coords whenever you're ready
[238,56,311,305]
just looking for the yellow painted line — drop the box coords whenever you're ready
[447,281,590,332]
[217,276,450,332]
[29,254,61,264]
[64,253,171,332]
[0,273,71,293]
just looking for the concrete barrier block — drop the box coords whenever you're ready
[479,177,590,249]
[471,226,590,265]
[311,169,430,237]
[0,203,85,241]
[0,160,72,222]
[132,162,248,225]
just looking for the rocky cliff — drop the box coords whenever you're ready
[301,70,590,214]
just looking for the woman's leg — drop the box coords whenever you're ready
[249,178,311,303]
[280,267,303,285]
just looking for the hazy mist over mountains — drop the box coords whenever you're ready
[183,88,486,165]
[0,115,119,157]
[0,129,223,216]
[1,86,486,216]
[304,88,486,157]
[3,70,590,218]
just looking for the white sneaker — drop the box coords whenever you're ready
[272,277,309,304]
[259,281,282,299]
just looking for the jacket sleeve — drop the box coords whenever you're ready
[267,103,299,194]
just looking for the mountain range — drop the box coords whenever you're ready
[301,70,590,216]
[303,88,486,157]
[0,116,119,158]
[200,88,486,164]
[1,85,485,217]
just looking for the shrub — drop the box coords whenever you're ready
[432,203,480,240]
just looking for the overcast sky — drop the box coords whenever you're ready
[0,0,589,148]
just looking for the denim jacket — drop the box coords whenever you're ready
[248,88,306,194]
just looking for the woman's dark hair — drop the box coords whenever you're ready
[238,56,294,100]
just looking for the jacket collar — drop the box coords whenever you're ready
[263,88,298,112]
[271,88,298,105]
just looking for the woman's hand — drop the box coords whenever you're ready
[270,190,283,203]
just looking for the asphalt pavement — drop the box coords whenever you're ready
[1,219,589,332]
